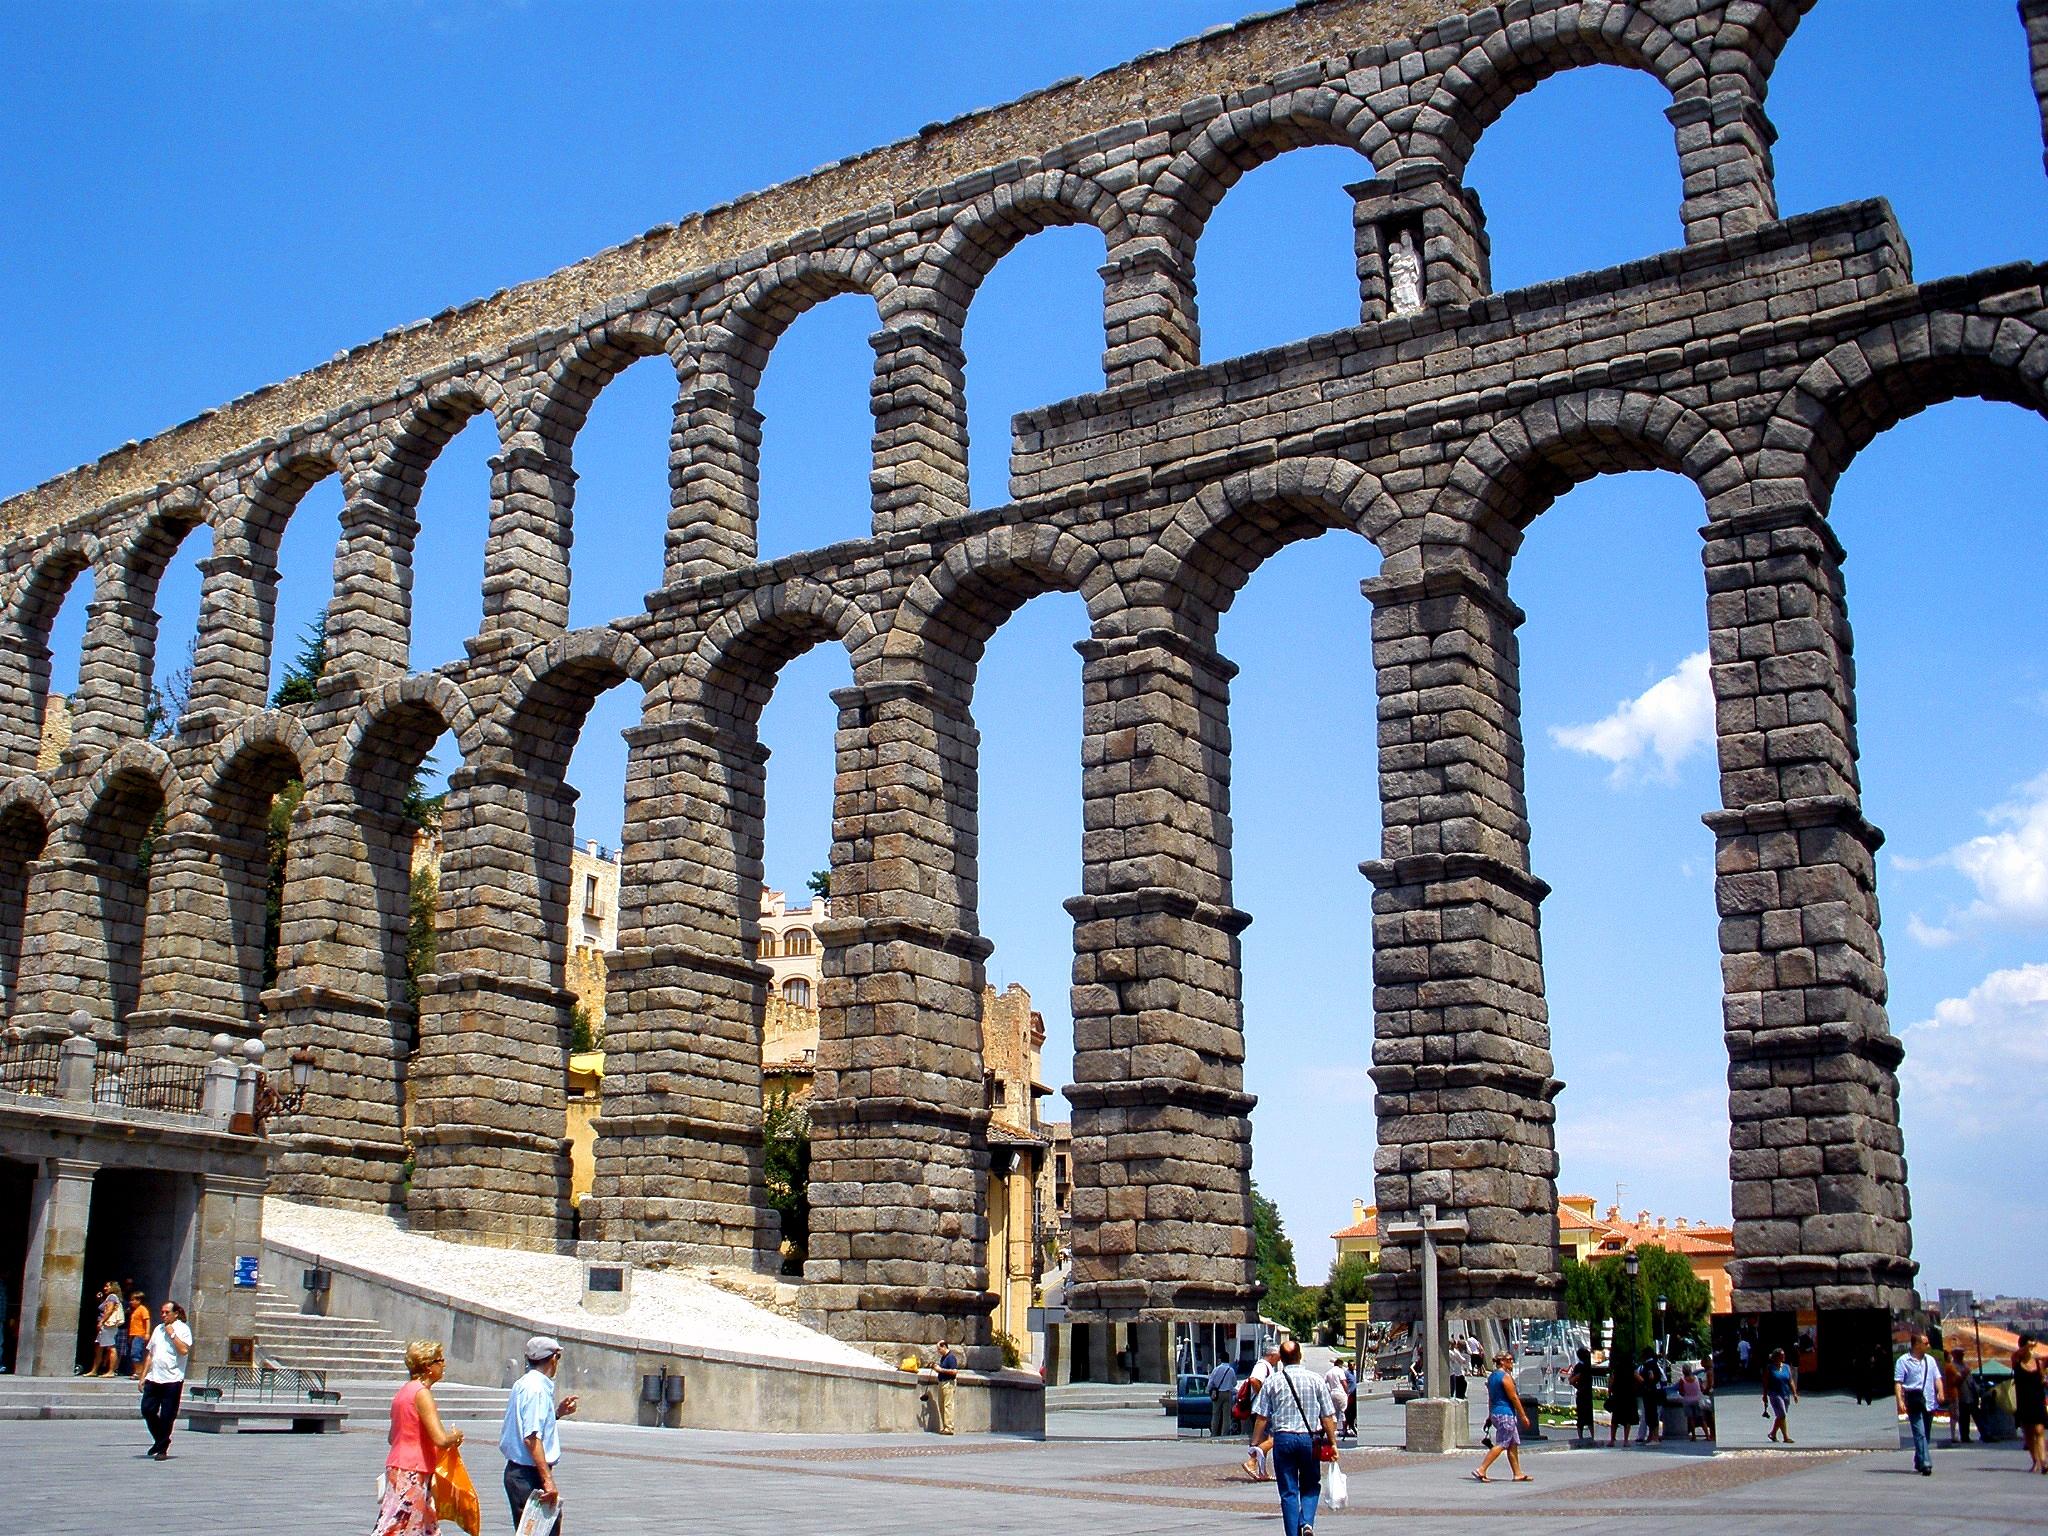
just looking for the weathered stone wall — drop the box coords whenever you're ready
[2,0,2034,1353]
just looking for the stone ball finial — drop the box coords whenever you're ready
[210,1033,235,1059]
[240,1037,266,1064]
[66,1009,93,1038]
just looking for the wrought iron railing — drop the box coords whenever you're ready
[0,1036,61,1097]
[91,1053,208,1115]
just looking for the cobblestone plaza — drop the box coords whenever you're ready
[8,1406,2046,1536]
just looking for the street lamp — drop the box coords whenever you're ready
[254,1047,316,1132]
[1655,1294,1669,1358]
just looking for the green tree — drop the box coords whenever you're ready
[569,1002,599,1054]
[1318,1252,1376,1334]
[262,778,304,989]
[403,865,438,1015]
[1562,1257,1611,1350]
[270,611,327,709]
[1252,1183,1320,1334]
[806,869,830,900]
[764,1091,812,1274]
[1632,1245,1712,1349]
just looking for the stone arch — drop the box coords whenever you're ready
[529,309,691,446]
[323,672,485,802]
[0,527,102,772]
[706,248,894,396]
[905,170,1133,332]
[240,439,351,572]
[193,711,316,820]
[1404,7,1707,175]
[1426,390,1747,570]
[491,625,663,776]
[0,776,55,1020]
[883,523,1125,678]
[74,487,213,746]
[16,740,181,1036]
[1757,311,2048,513]
[1150,86,1387,247]
[680,578,874,725]
[1134,456,1402,638]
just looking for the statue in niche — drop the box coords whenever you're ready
[1387,226,1425,315]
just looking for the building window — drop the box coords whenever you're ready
[758,932,777,959]
[784,928,813,957]
[782,978,811,1007]
[584,873,598,909]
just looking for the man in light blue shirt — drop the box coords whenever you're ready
[1894,1332,1943,1477]
[501,1335,579,1530]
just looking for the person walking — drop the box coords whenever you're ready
[1241,1342,1281,1480]
[1342,1360,1359,1438]
[2013,1334,2047,1474]
[138,1301,191,1460]
[1607,1354,1638,1446]
[125,1290,150,1382]
[374,1340,466,1535]
[1763,1347,1798,1444]
[1894,1331,1942,1476]
[501,1336,578,1532]
[1569,1347,1595,1441]
[90,1282,122,1377]
[1250,1338,1337,1536]
[1321,1358,1350,1439]
[933,1340,961,1435]
[1207,1354,1238,1439]
[1471,1351,1533,1483]
[1941,1347,1972,1445]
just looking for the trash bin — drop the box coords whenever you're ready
[1974,1371,2016,1443]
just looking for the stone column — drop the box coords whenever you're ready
[870,321,969,531]
[18,1157,97,1376]
[802,678,997,1362]
[168,1172,202,1301]
[128,820,263,1063]
[0,616,52,775]
[183,536,273,727]
[1065,630,1258,1328]
[13,810,159,1040]
[478,436,571,650]
[406,761,573,1248]
[1669,90,1780,245]
[1361,563,1561,1325]
[582,713,779,1271]
[669,386,762,580]
[265,792,414,1210]
[2027,0,2048,177]
[1101,244,1200,386]
[1700,502,1914,1314]
[189,1172,266,1371]
[68,581,156,756]
[322,485,412,686]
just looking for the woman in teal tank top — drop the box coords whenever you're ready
[1471,1351,1533,1483]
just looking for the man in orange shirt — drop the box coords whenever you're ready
[126,1291,150,1380]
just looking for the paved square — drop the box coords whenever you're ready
[8,1404,2045,1535]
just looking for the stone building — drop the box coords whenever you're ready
[3,0,2038,1372]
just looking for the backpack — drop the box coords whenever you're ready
[1233,1375,1258,1419]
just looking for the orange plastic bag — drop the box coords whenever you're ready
[431,1443,482,1536]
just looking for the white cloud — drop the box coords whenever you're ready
[1899,963,2048,1134]
[1902,773,2048,943]
[1556,1085,1730,1184]
[1549,651,1714,783]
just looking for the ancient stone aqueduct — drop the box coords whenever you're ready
[3,0,2045,1359]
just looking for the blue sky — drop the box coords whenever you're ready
[4,2,2043,1297]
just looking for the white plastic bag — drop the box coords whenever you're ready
[514,1492,560,1536]
[1325,1463,1349,1510]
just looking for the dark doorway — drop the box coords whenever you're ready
[0,1159,30,1372]
[75,1168,183,1372]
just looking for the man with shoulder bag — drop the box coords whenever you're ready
[1250,1339,1339,1536]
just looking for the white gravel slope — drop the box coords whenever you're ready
[263,1198,883,1371]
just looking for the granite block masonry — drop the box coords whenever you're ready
[4,0,2034,1356]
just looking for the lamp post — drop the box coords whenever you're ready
[253,1047,316,1133]
[1622,1248,1641,1370]
[1655,1295,1669,1359]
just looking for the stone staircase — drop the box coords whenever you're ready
[251,1283,502,1417]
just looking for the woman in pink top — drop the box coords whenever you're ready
[372,1340,464,1536]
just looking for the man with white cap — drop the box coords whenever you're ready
[500,1334,579,1530]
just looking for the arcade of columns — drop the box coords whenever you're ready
[5,0,2046,1361]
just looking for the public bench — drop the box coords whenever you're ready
[184,1364,346,1434]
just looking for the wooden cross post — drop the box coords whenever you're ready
[1385,1202,1468,1399]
